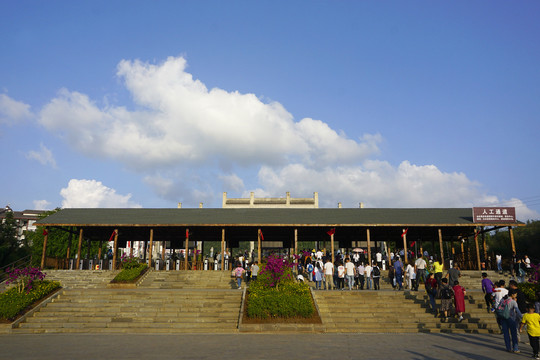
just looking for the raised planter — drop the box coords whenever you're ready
[238,288,324,333]
[107,266,149,288]
[1,287,63,333]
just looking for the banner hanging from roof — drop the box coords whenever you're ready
[472,207,516,223]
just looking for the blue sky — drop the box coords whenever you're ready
[1,1,539,220]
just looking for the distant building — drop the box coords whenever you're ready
[222,191,319,208]
[0,205,46,242]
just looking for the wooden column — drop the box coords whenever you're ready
[482,229,487,262]
[331,233,335,264]
[161,241,166,260]
[366,228,372,265]
[112,229,119,270]
[98,240,103,260]
[142,239,147,262]
[474,228,482,271]
[76,228,83,266]
[221,228,225,271]
[185,229,189,270]
[129,241,133,257]
[257,229,262,264]
[508,226,516,254]
[438,228,444,265]
[294,228,298,267]
[66,229,73,260]
[40,227,49,269]
[402,229,408,264]
[148,229,154,268]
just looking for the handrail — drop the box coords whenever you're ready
[0,254,33,283]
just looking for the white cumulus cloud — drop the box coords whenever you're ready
[60,179,141,208]
[0,94,33,125]
[26,143,57,168]
[32,56,539,221]
[256,161,540,221]
[38,56,379,170]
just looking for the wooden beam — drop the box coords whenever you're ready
[367,228,372,265]
[66,228,72,260]
[482,229,487,263]
[185,229,189,270]
[331,233,335,264]
[112,229,119,270]
[161,241,166,260]
[221,228,225,271]
[76,228,83,266]
[40,227,48,269]
[474,228,482,271]
[258,228,262,264]
[148,229,154,268]
[508,226,516,254]
[438,228,444,265]
[294,228,298,268]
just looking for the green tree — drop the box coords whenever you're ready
[0,210,30,268]
[486,220,540,261]
[27,209,107,267]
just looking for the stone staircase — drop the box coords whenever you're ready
[313,289,500,334]
[43,270,120,289]
[10,269,506,334]
[14,288,242,334]
[140,270,237,289]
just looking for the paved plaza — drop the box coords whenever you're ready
[0,333,532,360]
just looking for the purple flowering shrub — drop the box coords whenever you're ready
[528,263,540,283]
[247,254,313,319]
[257,254,298,289]
[5,267,46,294]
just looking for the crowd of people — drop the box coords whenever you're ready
[297,249,383,291]
[481,273,540,357]
[231,247,540,357]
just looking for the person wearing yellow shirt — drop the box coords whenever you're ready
[433,256,444,287]
[520,303,540,359]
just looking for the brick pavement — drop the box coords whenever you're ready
[0,333,532,360]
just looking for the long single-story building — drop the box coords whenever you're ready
[35,206,522,271]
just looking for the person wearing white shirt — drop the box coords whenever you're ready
[415,254,427,284]
[493,280,509,309]
[345,258,356,290]
[496,253,502,272]
[365,263,373,290]
[324,259,334,290]
[405,262,415,290]
[376,251,383,268]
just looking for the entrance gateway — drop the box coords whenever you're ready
[35,192,522,271]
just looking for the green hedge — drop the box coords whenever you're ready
[246,281,314,319]
[0,280,61,320]
[112,264,148,283]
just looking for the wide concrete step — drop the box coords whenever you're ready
[14,287,243,334]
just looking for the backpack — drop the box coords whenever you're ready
[495,298,511,319]
[373,266,380,277]
[307,264,314,273]
[441,286,453,299]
